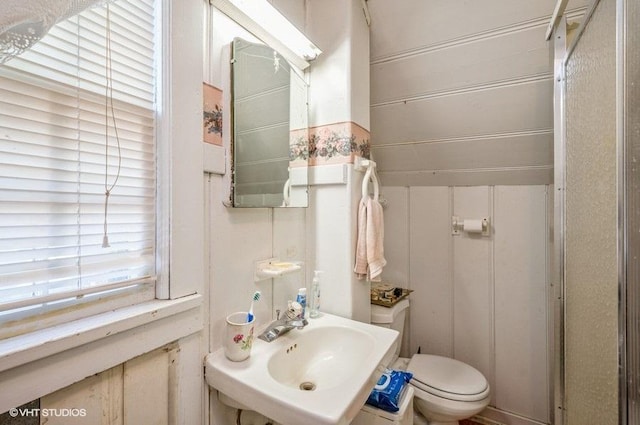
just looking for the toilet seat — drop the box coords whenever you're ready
[407,354,490,402]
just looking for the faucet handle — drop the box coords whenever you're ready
[276,309,281,320]
[285,301,303,319]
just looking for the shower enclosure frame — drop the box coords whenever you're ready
[617,0,640,422]
[549,0,638,423]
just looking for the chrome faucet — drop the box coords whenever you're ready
[258,303,308,342]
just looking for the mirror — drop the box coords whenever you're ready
[231,37,309,207]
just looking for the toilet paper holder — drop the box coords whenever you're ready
[451,216,490,236]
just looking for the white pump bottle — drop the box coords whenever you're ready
[309,270,323,318]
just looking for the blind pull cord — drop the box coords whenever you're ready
[102,3,122,249]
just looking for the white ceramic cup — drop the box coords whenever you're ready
[224,311,255,362]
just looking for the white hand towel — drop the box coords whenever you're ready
[366,197,386,281]
[354,198,368,280]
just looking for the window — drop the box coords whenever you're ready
[0,0,157,323]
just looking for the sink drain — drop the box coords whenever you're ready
[299,381,316,391]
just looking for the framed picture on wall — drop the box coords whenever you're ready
[203,82,223,146]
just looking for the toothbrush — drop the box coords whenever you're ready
[247,291,261,322]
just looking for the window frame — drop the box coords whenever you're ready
[0,0,161,336]
[0,0,205,413]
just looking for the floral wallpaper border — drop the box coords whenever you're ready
[203,82,223,146]
[289,121,370,166]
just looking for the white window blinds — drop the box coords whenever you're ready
[0,0,156,314]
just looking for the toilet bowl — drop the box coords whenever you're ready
[371,300,491,425]
[407,354,490,425]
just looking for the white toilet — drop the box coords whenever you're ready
[371,299,491,425]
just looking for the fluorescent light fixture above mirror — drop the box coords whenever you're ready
[210,0,322,70]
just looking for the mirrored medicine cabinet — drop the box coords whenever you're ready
[230,37,309,208]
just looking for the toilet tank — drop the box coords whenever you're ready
[371,299,410,362]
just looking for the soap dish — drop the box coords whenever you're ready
[254,258,303,282]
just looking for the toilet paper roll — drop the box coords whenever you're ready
[462,219,483,233]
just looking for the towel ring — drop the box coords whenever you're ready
[361,161,380,201]
[281,178,291,207]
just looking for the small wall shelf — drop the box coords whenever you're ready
[254,258,303,282]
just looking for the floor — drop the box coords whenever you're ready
[413,413,486,425]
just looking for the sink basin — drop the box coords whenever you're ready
[267,325,376,391]
[205,313,398,425]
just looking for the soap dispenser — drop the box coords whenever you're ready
[309,270,323,318]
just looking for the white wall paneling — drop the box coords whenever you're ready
[452,187,494,398]
[368,0,589,186]
[206,173,308,425]
[375,132,554,172]
[123,347,171,425]
[306,0,353,128]
[38,342,195,425]
[208,175,274,353]
[203,144,226,175]
[296,166,344,321]
[205,6,310,425]
[375,131,553,185]
[307,166,367,321]
[371,25,552,105]
[206,6,306,354]
[0,297,202,416]
[348,0,371,129]
[381,187,411,356]
[273,207,308,313]
[164,0,205,299]
[369,0,579,60]
[379,188,410,290]
[370,81,554,185]
[371,80,554,147]
[494,186,549,422]
[303,0,372,322]
[385,184,551,424]
[306,0,370,129]
[380,167,554,188]
[407,187,453,358]
[268,0,306,32]
[41,365,125,425]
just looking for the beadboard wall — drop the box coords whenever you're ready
[382,185,552,425]
[0,336,202,425]
[42,343,195,425]
[368,0,588,186]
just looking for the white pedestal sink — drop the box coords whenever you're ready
[205,312,399,425]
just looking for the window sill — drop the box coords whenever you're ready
[0,294,203,413]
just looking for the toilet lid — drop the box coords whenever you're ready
[407,354,490,402]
